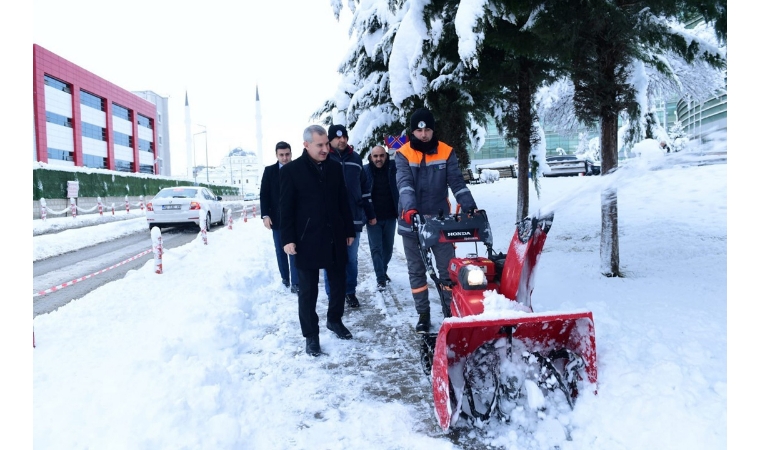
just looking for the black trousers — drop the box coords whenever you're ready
[297,264,346,338]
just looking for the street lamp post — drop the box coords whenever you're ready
[197,124,209,183]
[193,130,206,185]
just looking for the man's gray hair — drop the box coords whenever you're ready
[303,125,327,143]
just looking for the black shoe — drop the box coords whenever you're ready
[291,285,299,294]
[415,312,431,334]
[377,281,387,292]
[346,294,361,308]
[282,279,290,288]
[326,321,353,340]
[385,275,391,283]
[305,336,321,356]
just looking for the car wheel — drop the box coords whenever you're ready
[149,223,156,231]
[219,208,228,227]
[201,212,211,231]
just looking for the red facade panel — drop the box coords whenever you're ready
[33,44,157,173]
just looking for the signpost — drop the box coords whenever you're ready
[67,181,79,217]
[67,181,79,198]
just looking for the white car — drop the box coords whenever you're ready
[146,186,227,230]
[544,155,594,177]
[243,192,258,201]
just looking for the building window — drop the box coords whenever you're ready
[82,122,106,141]
[83,154,106,168]
[45,111,72,128]
[114,159,134,172]
[44,75,70,93]
[158,113,162,123]
[158,136,162,145]
[138,138,154,152]
[80,90,105,111]
[47,147,73,161]
[113,131,133,147]
[112,103,130,121]
[139,164,155,174]
[137,114,153,129]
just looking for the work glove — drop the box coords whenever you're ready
[402,209,418,223]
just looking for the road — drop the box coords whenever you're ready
[32,205,249,318]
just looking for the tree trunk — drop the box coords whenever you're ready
[600,113,620,277]
[515,63,533,224]
[427,89,471,170]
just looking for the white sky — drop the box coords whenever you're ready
[32,0,353,173]
[31,157,730,448]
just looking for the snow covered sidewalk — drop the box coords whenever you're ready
[33,162,727,449]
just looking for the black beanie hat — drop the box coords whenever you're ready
[327,124,348,141]
[409,108,435,132]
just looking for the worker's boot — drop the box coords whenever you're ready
[415,311,431,334]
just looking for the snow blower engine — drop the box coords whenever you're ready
[412,209,597,431]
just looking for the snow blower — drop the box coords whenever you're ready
[413,210,597,431]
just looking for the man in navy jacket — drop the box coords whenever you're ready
[280,125,356,356]
[259,141,298,293]
[324,124,376,308]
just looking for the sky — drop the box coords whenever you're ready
[32,0,353,173]
[29,148,734,449]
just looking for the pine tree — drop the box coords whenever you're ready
[668,117,690,152]
[539,0,726,277]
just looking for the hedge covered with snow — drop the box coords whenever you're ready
[32,163,238,200]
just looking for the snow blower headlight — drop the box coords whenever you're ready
[459,265,488,290]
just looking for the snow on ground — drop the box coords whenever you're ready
[32,158,727,449]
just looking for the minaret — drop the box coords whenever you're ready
[255,85,264,187]
[184,91,193,178]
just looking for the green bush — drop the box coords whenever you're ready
[32,165,239,200]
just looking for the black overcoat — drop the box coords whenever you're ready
[259,162,283,228]
[280,149,356,270]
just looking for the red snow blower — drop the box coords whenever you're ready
[413,210,597,431]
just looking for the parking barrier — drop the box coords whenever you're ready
[151,227,163,274]
[242,206,248,223]
[37,195,145,220]
[228,210,233,230]
[200,208,208,245]
[253,204,257,218]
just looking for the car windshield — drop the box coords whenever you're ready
[547,156,577,161]
[154,188,198,199]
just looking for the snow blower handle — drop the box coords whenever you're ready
[411,212,423,232]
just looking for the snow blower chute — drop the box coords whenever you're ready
[413,210,597,431]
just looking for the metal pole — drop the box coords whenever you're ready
[197,124,209,184]
[192,134,197,185]
[193,130,207,185]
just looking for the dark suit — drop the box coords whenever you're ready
[280,149,356,338]
[260,162,297,287]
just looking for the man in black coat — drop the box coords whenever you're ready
[280,125,356,356]
[259,141,298,293]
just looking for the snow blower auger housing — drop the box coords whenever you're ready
[412,210,597,431]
